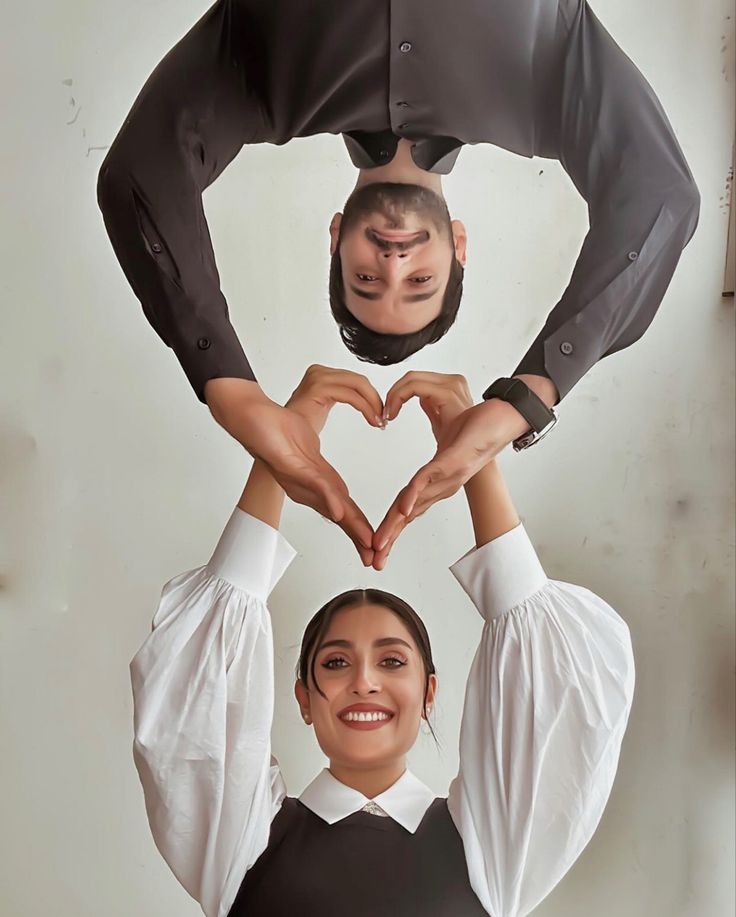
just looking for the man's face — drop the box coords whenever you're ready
[330,183,465,335]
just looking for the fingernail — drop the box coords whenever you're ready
[374,414,386,429]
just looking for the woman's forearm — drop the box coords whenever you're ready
[236,458,286,530]
[463,460,520,548]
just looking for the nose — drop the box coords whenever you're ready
[350,660,381,694]
[377,247,410,281]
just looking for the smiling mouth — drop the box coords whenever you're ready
[338,712,395,730]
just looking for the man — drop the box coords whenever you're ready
[97,0,699,568]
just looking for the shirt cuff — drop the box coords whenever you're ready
[169,315,257,403]
[206,508,297,600]
[449,522,548,620]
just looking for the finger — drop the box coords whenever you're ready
[322,485,346,525]
[322,384,385,428]
[334,493,375,552]
[397,462,438,516]
[372,515,408,571]
[373,497,412,552]
[355,542,375,567]
[306,465,374,561]
[316,369,384,420]
[332,371,385,421]
[372,461,451,552]
[404,465,467,519]
[384,375,449,421]
[303,457,349,519]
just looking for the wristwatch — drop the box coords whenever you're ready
[482,377,558,451]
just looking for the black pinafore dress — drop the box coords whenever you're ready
[228,795,489,916]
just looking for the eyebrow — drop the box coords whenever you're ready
[317,637,414,652]
[348,284,440,304]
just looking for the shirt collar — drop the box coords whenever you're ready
[342,130,463,175]
[298,766,436,833]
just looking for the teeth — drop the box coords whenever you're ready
[341,711,392,722]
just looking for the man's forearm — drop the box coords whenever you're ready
[513,372,559,409]
[205,377,268,422]
[475,372,559,458]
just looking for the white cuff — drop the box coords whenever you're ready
[206,508,297,600]
[449,522,548,620]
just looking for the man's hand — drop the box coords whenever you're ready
[285,364,385,436]
[205,373,384,566]
[371,371,536,570]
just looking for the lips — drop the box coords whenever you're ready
[373,229,422,241]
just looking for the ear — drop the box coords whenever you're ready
[424,673,438,714]
[450,219,468,267]
[294,678,310,718]
[329,213,343,256]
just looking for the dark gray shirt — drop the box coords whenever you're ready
[97,0,700,403]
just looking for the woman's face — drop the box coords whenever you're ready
[295,603,437,770]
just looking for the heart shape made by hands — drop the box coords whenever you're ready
[298,369,489,571]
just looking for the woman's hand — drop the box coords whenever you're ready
[285,364,385,436]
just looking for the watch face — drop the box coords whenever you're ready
[513,413,558,451]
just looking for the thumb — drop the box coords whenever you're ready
[399,464,435,516]
[315,479,345,524]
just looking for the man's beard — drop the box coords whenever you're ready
[339,181,452,243]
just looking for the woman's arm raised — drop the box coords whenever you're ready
[382,371,635,916]
[237,458,286,531]
[129,366,385,917]
[462,461,519,549]
[130,498,296,917]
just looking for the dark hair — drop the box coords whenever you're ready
[295,588,440,749]
[329,248,464,365]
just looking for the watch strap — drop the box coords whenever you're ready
[482,377,555,433]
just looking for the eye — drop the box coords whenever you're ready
[355,274,432,284]
[322,655,407,670]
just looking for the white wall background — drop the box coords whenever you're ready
[1,1,733,914]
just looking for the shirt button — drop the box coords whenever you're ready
[399,41,412,52]
[628,251,639,261]
[396,101,409,107]
[398,122,410,130]
[151,242,162,253]
[197,337,211,350]
[560,341,574,355]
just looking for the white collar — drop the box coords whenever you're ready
[298,767,437,834]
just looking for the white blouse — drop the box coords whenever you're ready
[130,508,635,917]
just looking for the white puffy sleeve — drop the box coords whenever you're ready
[446,523,635,917]
[129,508,297,917]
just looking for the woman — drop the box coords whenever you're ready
[130,367,636,917]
